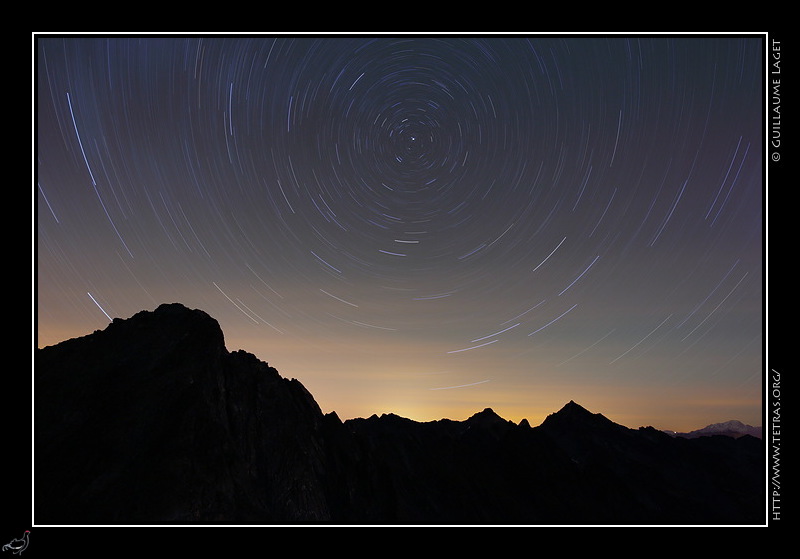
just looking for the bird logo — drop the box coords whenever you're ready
[2,531,29,555]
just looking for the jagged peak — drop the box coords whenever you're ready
[466,407,506,424]
[541,400,620,431]
[563,399,586,410]
[554,400,592,416]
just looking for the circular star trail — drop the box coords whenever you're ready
[36,34,764,431]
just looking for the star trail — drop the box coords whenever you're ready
[35,34,764,432]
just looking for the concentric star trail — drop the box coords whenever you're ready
[36,33,764,432]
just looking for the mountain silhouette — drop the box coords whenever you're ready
[34,303,764,525]
[668,419,762,440]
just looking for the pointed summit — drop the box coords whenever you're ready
[547,400,594,420]
[467,407,506,425]
[540,401,621,433]
[463,407,516,440]
[560,400,589,413]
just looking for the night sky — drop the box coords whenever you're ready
[35,34,764,432]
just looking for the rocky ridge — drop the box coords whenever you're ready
[34,303,765,525]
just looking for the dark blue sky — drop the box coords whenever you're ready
[36,34,764,431]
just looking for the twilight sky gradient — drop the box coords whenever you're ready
[35,34,764,432]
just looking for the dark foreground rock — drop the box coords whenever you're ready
[34,303,764,525]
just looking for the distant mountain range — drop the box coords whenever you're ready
[666,420,762,440]
[34,303,765,525]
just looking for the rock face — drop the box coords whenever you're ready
[34,303,764,525]
[35,303,334,523]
